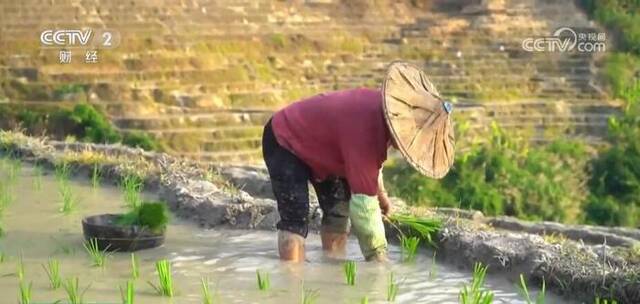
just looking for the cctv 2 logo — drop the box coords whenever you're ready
[40,28,120,48]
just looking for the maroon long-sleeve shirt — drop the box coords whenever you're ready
[271,88,390,196]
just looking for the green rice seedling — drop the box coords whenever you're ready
[58,181,77,214]
[459,263,494,304]
[360,296,369,304]
[429,251,438,280]
[42,258,62,289]
[300,282,319,304]
[130,253,139,279]
[119,280,135,304]
[0,183,13,207]
[17,255,25,281]
[7,159,21,184]
[63,277,90,304]
[387,272,400,302]
[0,251,5,263]
[91,163,101,188]
[595,298,618,304]
[401,236,420,262]
[148,259,174,297]
[33,165,43,190]
[517,274,545,304]
[18,280,32,304]
[388,214,442,244]
[343,260,356,286]
[121,174,143,210]
[83,238,111,267]
[256,269,270,291]
[55,162,71,182]
[201,277,215,304]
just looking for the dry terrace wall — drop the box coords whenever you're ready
[0,0,621,164]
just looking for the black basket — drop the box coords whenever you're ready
[82,214,165,252]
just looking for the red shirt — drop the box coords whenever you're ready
[271,88,390,196]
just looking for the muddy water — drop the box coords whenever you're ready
[0,160,568,304]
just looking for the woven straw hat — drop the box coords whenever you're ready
[382,61,455,179]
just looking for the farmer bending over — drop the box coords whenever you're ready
[262,62,455,262]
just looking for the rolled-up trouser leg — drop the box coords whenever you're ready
[349,194,387,260]
[262,119,311,237]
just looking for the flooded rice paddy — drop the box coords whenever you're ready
[0,159,566,303]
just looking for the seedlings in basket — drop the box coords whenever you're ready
[459,263,494,304]
[83,238,112,267]
[18,280,32,304]
[148,259,174,297]
[63,277,91,304]
[130,253,139,279]
[121,174,143,210]
[300,282,319,304]
[116,201,169,233]
[401,236,420,262]
[387,272,401,302]
[256,269,270,291]
[42,258,62,289]
[58,181,77,214]
[91,163,101,188]
[343,260,356,286]
[517,273,545,304]
[201,277,216,304]
[119,280,135,304]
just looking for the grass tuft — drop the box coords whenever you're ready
[119,280,135,304]
[256,269,270,291]
[387,272,401,302]
[42,258,62,289]
[148,259,174,297]
[401,236,420,262]
[83,238,112,267]
[459,263,494,304]
[343,260,356,286]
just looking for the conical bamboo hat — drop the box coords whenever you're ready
[382,61,455,179]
